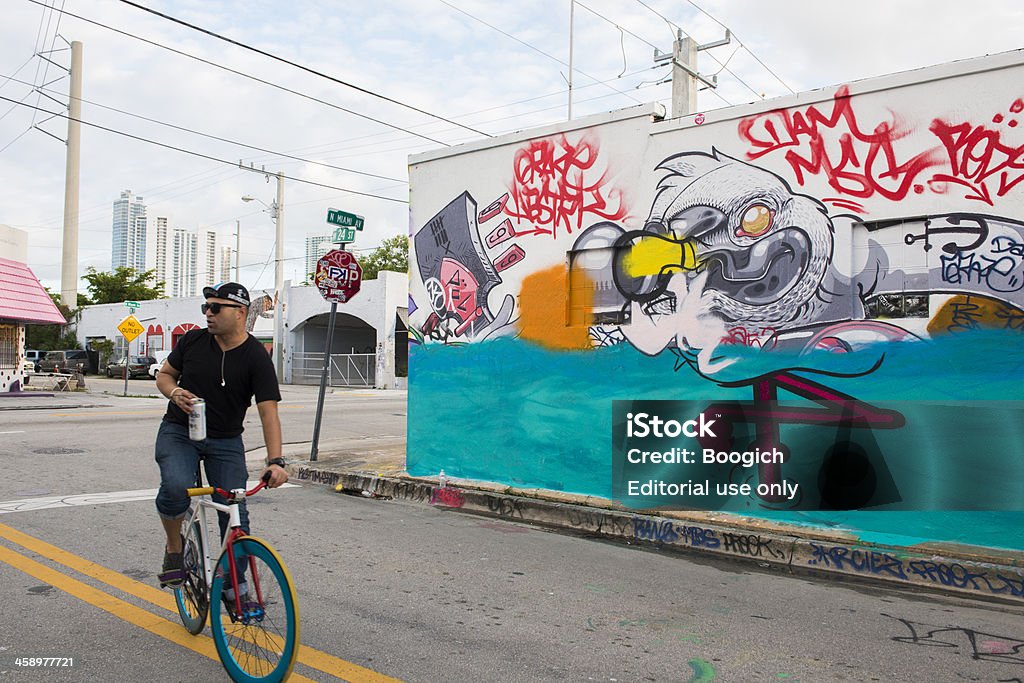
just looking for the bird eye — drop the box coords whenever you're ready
[738,204,773,237]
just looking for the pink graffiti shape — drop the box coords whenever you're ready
[439,257,480,322]
[506,134,627,238]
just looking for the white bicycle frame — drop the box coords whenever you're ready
[184,487,249,590]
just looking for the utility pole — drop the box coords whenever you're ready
[60,41,83,309]
[234,219,240,282]
[654,29,730,118]
[273,171,285,384]
[567,0,575,120]
[239,162,286,383]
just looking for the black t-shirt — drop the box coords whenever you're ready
[163,329,281,438]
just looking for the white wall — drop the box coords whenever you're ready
[77,271,409,388]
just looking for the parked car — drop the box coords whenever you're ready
[148,350,171,378]
[38,349,88,374]
[25,349,44,372]
[106,355,157,379]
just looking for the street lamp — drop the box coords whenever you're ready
[241,177,285,383]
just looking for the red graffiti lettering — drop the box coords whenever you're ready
[928,118,1024,205]
[721,326,777,350]
[738,86,944,202]
[507,134,628,238]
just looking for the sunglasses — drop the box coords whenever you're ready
[202,302,245,314]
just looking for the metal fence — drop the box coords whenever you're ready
[292,352,376,387]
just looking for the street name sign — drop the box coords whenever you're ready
[314,249,362,303]
[124,300,140,311]
[332,227,357,243]
[326,208,364,231]
[117,315,144,342]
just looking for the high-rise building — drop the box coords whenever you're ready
[145,215,170,290]
[170,227,198,297]
[305,234,332,281]
[199,230,219,290]
[111,190,147,271]
[219,245,233,283]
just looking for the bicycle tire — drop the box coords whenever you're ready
[209,536,299,683]
[174,519,208,635]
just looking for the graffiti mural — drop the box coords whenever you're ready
[408,58,1024,542]
[413,192,519,343]
[569,151,1024,372]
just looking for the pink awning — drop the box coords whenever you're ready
[0,257,67,325]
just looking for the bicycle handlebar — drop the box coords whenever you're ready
[185,477,268,499]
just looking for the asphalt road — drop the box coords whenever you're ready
[1,385,1022,682]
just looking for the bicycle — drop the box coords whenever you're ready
[173,471,300,683]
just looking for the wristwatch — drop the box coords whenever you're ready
[267,457,287,468]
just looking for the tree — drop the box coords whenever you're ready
[357,235,408,280]
[25,289,76,350]
[82,266,165,305]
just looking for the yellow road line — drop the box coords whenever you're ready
[0,522,401,683]
[0,544,318,683]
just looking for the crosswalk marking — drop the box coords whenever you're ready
[0,481,298,514]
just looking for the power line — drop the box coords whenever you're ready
[572,1,734,107]
[436,0,646,107]
[574,0,660,52]
[117,0,492,139]
[633,0,794,97]
[23,0,453,147]
[1,73,408,184]
[677,0,796,94]
[0,94,409,204]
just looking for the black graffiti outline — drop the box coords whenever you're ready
[884,613,1024,664]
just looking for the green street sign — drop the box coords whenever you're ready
[332,227,357,243]
[326,208,364,230]
[124,300,140,310]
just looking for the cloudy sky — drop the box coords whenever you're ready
[1,0,1021,294]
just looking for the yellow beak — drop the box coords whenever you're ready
[622,234,700,278]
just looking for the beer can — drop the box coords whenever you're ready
[188,398,207,441]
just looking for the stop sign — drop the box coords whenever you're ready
[315,249,362,303]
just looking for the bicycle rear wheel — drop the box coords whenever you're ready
[210,536,299,683]
[174,519,208,635]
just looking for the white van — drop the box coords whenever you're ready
[24,349,44,372]
[148,350,171,378]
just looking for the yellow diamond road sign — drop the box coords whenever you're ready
[118,315,144,342]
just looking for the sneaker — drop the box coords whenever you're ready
[222,585,262,621]
[159,549,184,587]
[158,536,185,588]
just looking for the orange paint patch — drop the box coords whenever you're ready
[517,265,594,350]
[927,294,1024,336]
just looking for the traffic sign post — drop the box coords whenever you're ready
[117,315,144,396]
[314,249,362,304]
[117,315,144,342]
[326,208,364,231]
[332,227,356,244]
[310,248,363,461]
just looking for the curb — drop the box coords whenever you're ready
[288,463,1024,605]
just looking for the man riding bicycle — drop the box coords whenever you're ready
[153,282,289,588]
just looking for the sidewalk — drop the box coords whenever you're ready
[280,445,1024,606]
[7,385,1023,605]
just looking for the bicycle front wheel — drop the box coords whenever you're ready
[210,536,299,683]
[175,519,208,635]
